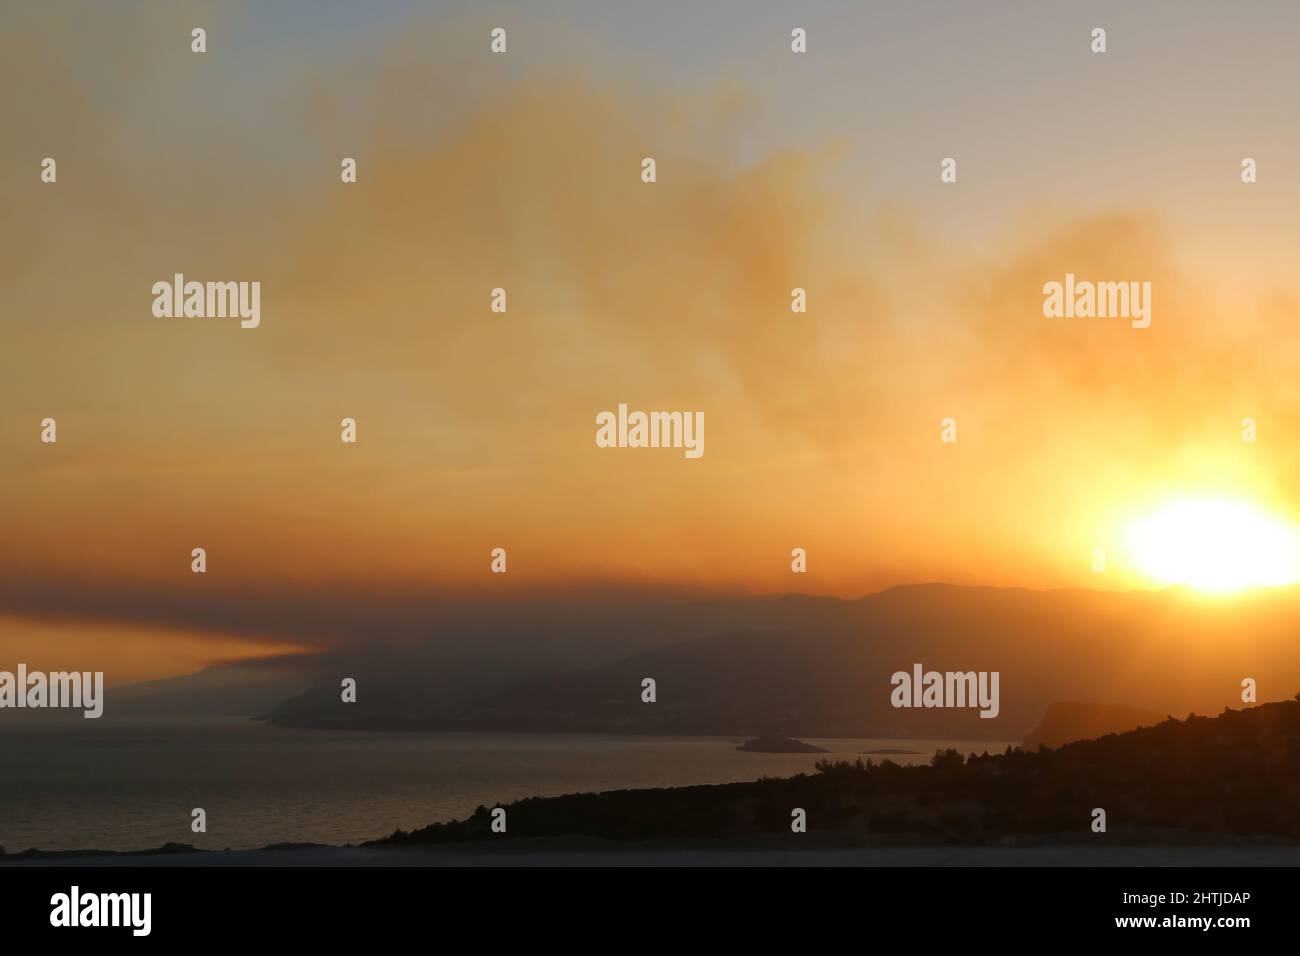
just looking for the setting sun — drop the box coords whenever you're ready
[1124,498,1300,592]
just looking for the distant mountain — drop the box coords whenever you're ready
[737,735,828,753]
[111,655,321,717]
[1022,701,1165,750]
[109,595,767,720]
[267,584,1300,737]
[370,696,1300,845]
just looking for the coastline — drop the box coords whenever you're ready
[6,838,1298,868]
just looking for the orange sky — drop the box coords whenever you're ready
[6,3,1300,681]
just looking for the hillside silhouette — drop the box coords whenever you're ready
[371,696,1300,846]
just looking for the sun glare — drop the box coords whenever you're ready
[1124,497,1300,592]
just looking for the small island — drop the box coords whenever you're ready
[737,734,828,753]
[859,748,925,756]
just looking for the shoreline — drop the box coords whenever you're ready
[5,838,1298,868]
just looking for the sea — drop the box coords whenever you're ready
[0,717,1013,852]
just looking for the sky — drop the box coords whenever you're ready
[5,1,1300,681]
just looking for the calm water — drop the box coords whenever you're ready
[0,718,1012,852]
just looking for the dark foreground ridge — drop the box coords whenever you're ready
[370,697,1300,847]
